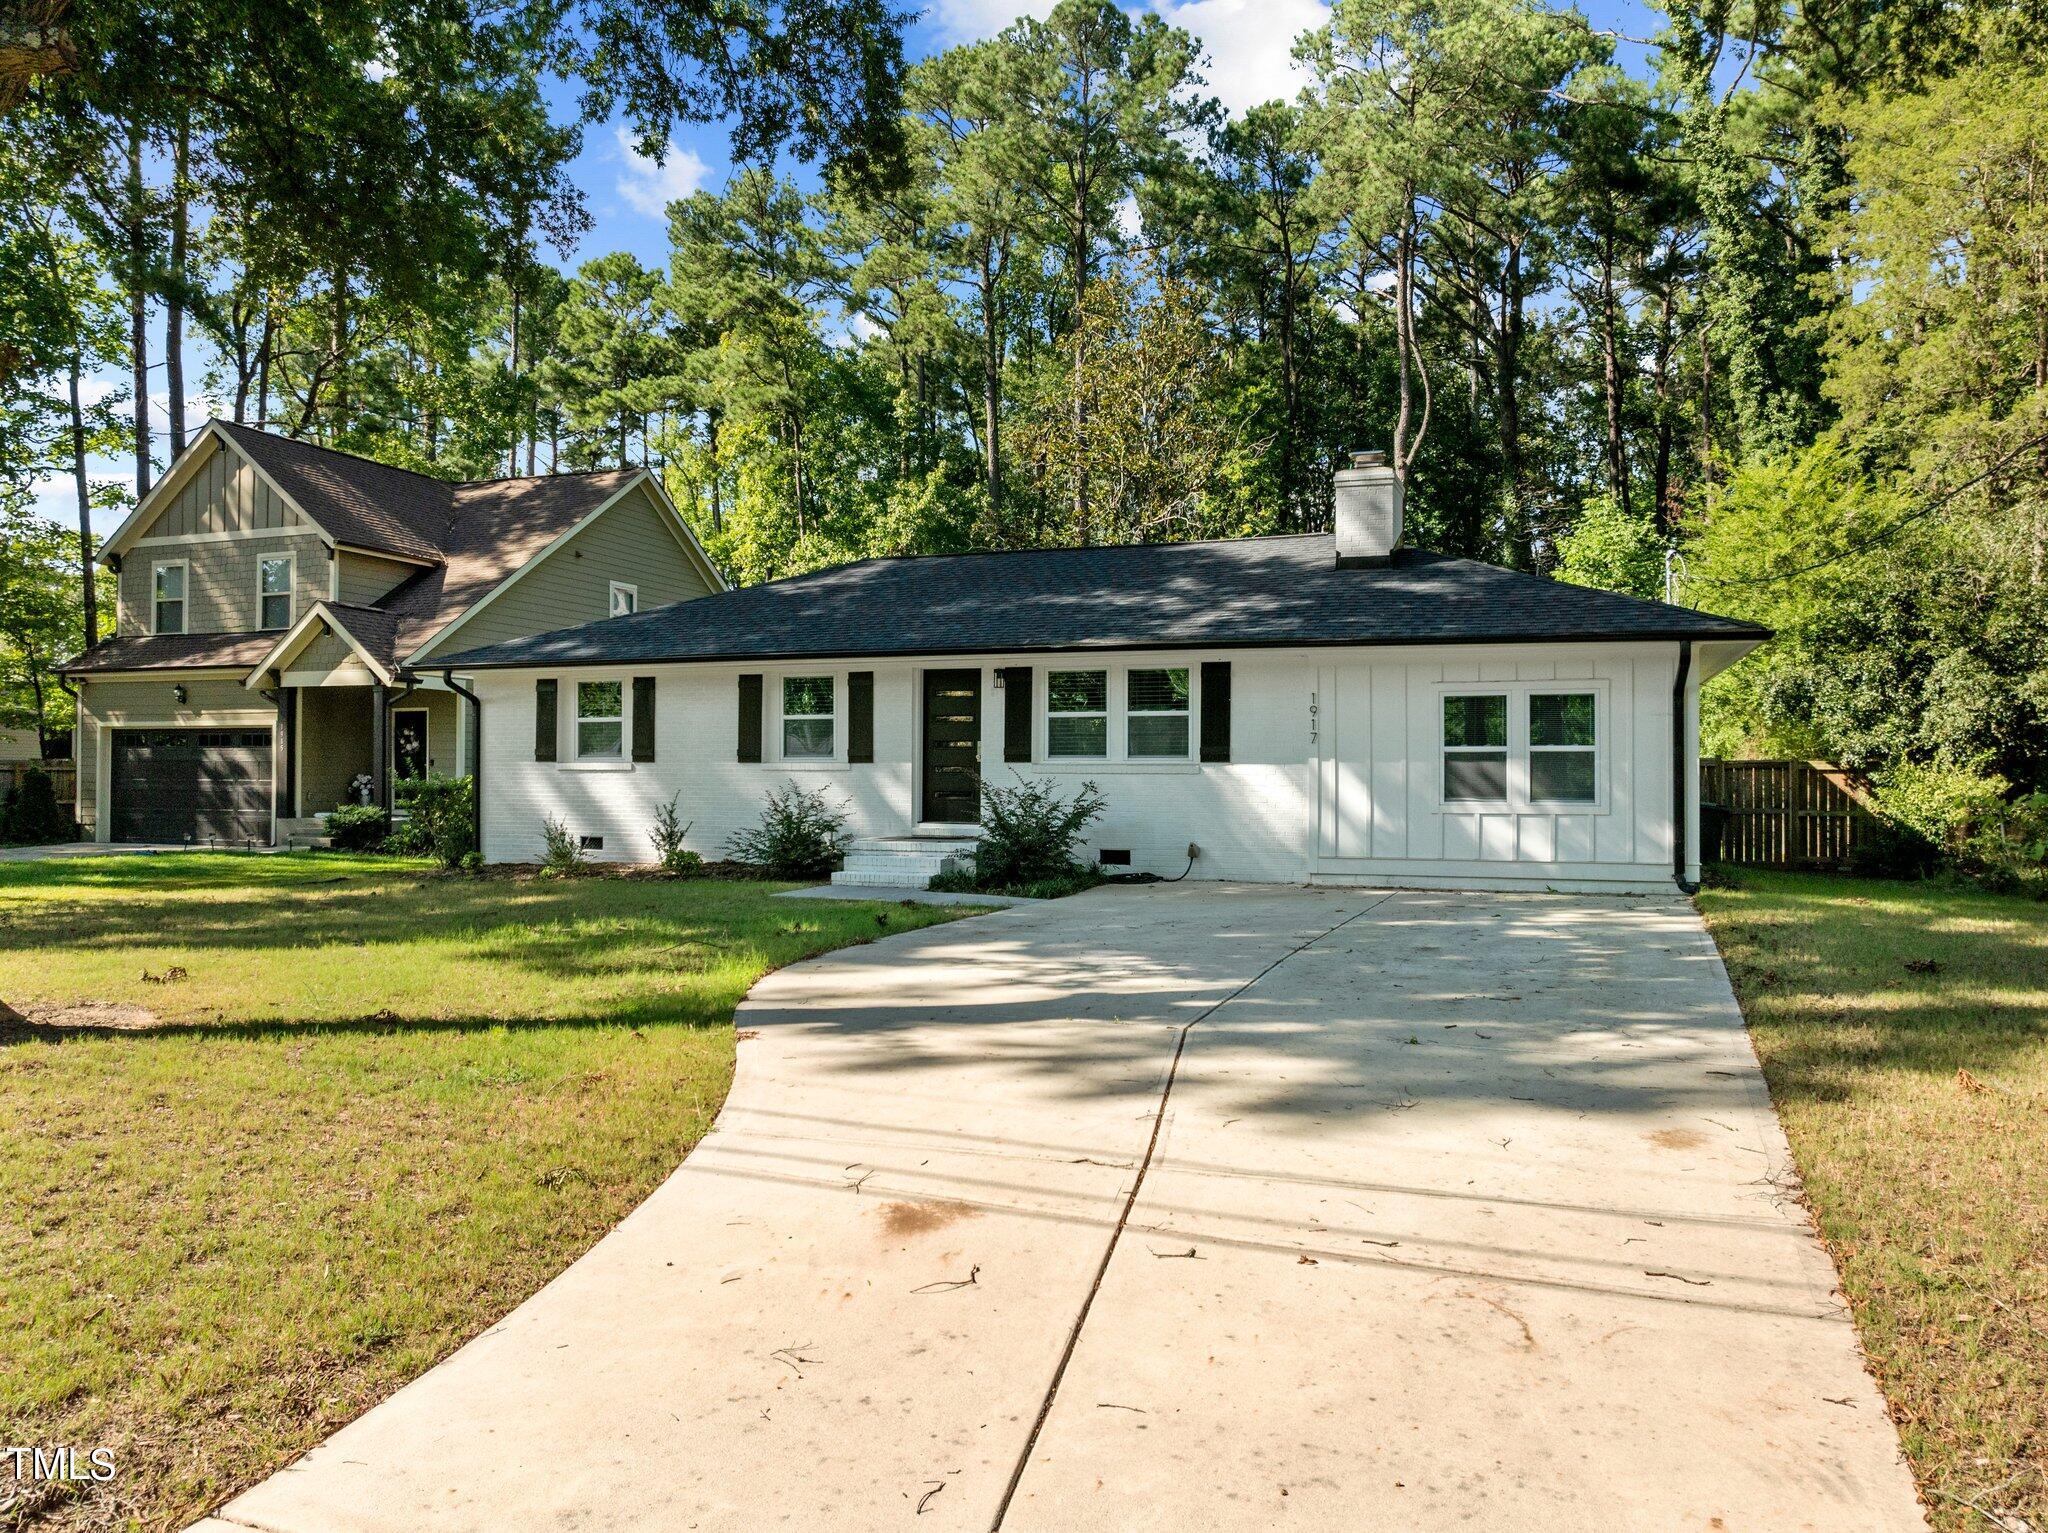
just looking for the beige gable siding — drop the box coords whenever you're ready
[134,436,310,538]
[337,551,419,606]
[289,628,372,676]
[414,482,712,659]
[120,532,329,636]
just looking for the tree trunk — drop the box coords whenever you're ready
[126,121,151,499]
[1392,185,1417,480]
[166,111,189,457]
[254,300,273,428]
[1651,285,1677,533]
[1496,234,1531,570]
[1071,189,1090,542]
[327,269,351,440]
[707,410,723,532]
[982,256,1003,517]
[69,358,98,649]
[507,281,522,477]
[1598,230,1630,519]
[1278,223,1300,529]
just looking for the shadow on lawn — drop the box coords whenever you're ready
[1704,868,2048,1099]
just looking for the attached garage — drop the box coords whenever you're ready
[109,728,274,845]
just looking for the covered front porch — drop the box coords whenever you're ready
[247,604,474,833]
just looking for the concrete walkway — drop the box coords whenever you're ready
[198,885,1924,1533]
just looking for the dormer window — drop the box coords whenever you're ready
[153,562,187,634]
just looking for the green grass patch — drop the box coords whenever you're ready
[0,853,971,1531]
[1697,869,2048,1531]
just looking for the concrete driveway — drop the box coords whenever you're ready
[199,885,1924,1532]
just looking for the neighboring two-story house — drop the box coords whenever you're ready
[59,420,723,846]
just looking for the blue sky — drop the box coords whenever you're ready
[37,0,1665,536]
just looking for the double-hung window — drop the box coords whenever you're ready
[609,581,638,617]
[153,563,186,634]
[1528,692,1597,803]
[1046,670,1108,758]
[576,681,624,760]
[1126,668,1190,757]
[1442,694,1508,803]
[782,676,835,758]
[259,556,293,630]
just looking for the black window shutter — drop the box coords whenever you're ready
[535,679,558,762]
[1200,662,1231,762]
[1001,667,1032,763]
[737,674,763,763]
[632,677,656,762]
[847,671,874,763]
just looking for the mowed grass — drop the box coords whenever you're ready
[1697,869,2048,1531]
[0,854,972,1532]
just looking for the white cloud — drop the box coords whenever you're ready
[614,126,712,219]
[925,0,1055,45]
[1150,0,1327,116]
[924,0,1328,117]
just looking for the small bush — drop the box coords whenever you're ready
[971,774,1107,889]
[724,781,849,878]
[538,816,584,877]
[1,768,72,845]
[385,775,476,867]
[650,793,699,871]
[325,804,391,852]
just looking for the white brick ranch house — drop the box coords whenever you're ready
[438,455,1769,894]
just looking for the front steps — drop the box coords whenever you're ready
[829,834,979,890]
[279,817,331,850]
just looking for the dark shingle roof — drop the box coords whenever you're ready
[59,631,281,674]
[215,421,450,563]
[436,534,1768,670]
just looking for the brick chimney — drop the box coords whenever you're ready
[1334,449,1402,568]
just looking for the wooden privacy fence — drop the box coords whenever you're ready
[6,759,75,808]
[1700,758,1877,868]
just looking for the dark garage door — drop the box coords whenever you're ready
[110,729,273,845]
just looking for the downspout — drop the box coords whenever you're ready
[1672,640,1694,893]
[440,670,483,861]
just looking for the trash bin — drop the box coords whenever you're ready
[1699,801,1728,863]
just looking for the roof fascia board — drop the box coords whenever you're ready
[334,542,438,568]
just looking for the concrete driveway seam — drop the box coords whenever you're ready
[987,889,1401,1530]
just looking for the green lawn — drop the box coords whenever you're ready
[0,854,972,1533]
[1698,869,2048,1532]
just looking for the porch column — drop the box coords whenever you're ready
[276,689,297,818]
[371,682,389,808]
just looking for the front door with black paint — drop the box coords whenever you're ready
[921,669,981,824]
[392,708,428,780]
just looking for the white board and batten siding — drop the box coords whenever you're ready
[475,639,1696,894]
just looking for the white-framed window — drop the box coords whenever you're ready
[609,581,638,617]
[1126,667,1190,758]
[259,555,294,630]
[153,561,187,634]
[576,679,624,760]
[781,676,835,758]
[1528,692,1597,803]
[1442,693,1508,803]
[1046,669,1109,758]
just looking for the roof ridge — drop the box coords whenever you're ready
[210,418,457,491]
[830,530,1337,569]
[453,467,641,489]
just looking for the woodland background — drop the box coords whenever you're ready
[3,0,2046,842]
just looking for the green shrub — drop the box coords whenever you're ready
[1,769,71,845]
[538,816,584,877]
[325,804,390,852]
[724,782,848,877]
[650,793,699,870]
[970,774,1107,889]
[384,775,476,867]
